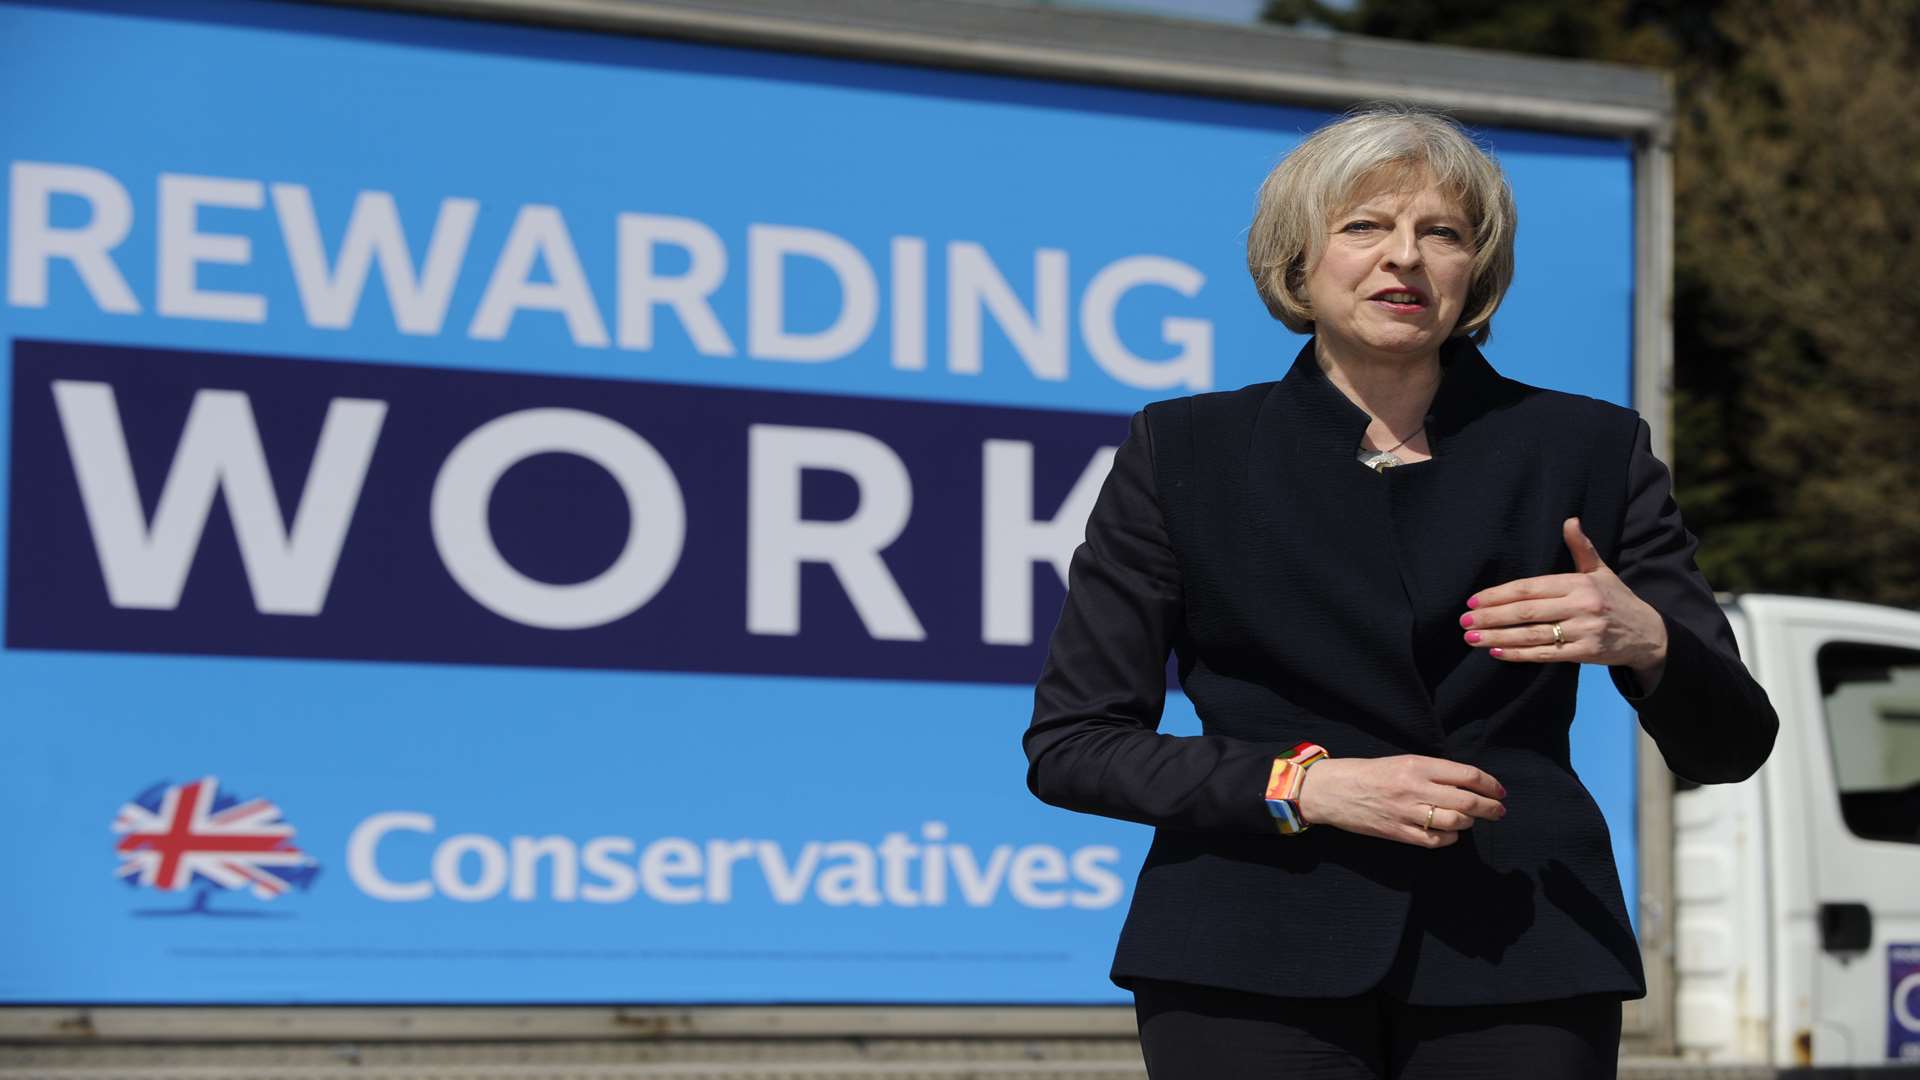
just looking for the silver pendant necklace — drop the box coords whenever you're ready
[1358,424,1425,472]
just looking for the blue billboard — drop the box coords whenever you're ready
[0,0,1639,1002]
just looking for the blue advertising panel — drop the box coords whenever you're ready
[0,0,1639,1002]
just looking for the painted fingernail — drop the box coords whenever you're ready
[1467,596,1480,608]
[1490,647,1504,657]
[1497,785,1508,798]
[1465,631,1482,644]
[1459,613,1475,627]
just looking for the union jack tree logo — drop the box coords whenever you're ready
[113,777,319,911]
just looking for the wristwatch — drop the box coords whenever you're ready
[1265,741,1329,835]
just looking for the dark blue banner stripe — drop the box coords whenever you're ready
[7,339,1127,684]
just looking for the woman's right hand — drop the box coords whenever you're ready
[1296,756,1506,847]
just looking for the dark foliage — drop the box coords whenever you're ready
[1262,0,1920,607]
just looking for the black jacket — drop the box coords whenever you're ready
[1023,339,1778,1005]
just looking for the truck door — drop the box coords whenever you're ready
[1783,609,1920,1065]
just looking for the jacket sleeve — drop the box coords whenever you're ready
[1608,417,1780,784]
[1023,410,1286,835]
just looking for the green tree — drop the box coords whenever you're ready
[1261,0,1726,66]
[1263,0,1920,607]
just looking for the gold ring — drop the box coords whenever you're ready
[1423,805,1436,830]
[1551,622,1565,646]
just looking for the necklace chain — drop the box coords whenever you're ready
[1373,424,1425,455]
[1360,423,1426,473]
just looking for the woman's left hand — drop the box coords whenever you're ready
[1460,517,1669,690]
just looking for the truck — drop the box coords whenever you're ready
[1666,595,1920,1071]
[0,0,1913,1075]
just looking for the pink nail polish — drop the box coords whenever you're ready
[1490,647,1504,657]
[1459,613,1475,628]
[1467,596,1480,609]
[1465,631,1482,644]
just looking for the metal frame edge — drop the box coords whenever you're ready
[311,0,1670,134]
[1625,109,1679,1058]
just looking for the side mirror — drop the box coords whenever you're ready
[1818,901,1872,954]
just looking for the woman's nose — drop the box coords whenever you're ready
[1381,226,1422,270]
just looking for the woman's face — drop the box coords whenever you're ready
[1303,179,1475,362]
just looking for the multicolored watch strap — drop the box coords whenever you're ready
[1265,741,1329,835]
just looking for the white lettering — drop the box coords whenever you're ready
[982,440,1116,645]
[1081,255,1212,390]
[431,408,685,630]
[616,212,735,355]
[51,381,385,614]
[1070,845,1123,909]
[346,812,435,902]
[1895,971,1920,1034]
[7,161,139,313]
[638,837,703,904]
[271,184,477,334]
[433,833,509,902]
[815,840,881,907]
[746,424,923,640]
[747,223,877,362]
[876,831,920,907]
[889,235,927,371]
[1007,844,1069,908]
[756,840,822,905]
[510,835,579,902]
[919,821,948,906]
[10,161,1216,398]
[949,843,1013,907]
[947,242,1068,380]
[157,173,266,323]
[344,819,1122,910]
[468,204,609,346]
[705,838,755,904]
[582,837,639,903]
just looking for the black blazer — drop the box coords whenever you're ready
[1023,339,1779,1006]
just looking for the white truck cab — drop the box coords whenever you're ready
[1671,594,1920,1069]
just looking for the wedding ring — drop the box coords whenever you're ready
[1551,622,1565,646]
[1423,805,1436,831]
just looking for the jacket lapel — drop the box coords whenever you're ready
[1242,339,1536,745]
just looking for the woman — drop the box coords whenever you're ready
[1022,106,1778,1078]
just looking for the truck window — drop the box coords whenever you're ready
[1817,642,1920,845]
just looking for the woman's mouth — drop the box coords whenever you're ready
[1368,289,1427,313]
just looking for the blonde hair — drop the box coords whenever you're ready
[1246,104,1517,344]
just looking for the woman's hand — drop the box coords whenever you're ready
[1460,517,1669,690]
[1296,755,1506,847]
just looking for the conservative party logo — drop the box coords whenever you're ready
[113,777,319,914]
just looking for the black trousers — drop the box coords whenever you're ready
[1133,978,1622,1079]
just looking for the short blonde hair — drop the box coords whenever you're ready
[1246,104,1517,344]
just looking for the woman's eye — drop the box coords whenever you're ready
[1428,226,1463,240]
[1340,221,1376,233]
